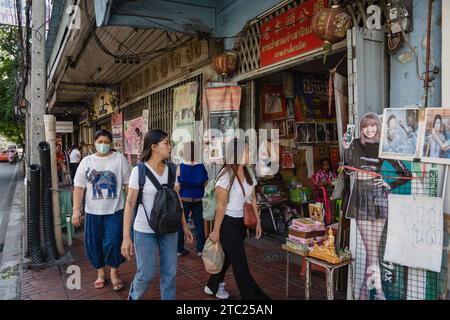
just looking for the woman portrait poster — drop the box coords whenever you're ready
[420,108,450,165]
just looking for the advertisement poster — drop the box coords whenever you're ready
[173,82,198,140]
[124,117,144,155]
[111,112,123,153]
[294,72,333,120]
[206,85,241,140]
[281,147,295,169]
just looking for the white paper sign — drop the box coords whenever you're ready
[55,121,74,133]
[384,194,443,272]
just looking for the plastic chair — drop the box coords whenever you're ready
[59,189,74,246]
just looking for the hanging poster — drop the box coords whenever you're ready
[379,108,422,161]
[281,147,295,169]
[296,122,308,143]
[210,111,239,138]
[261,84,286,121]
[124,117,144,155]
[111,112,123,153]
[173,82,198,140]
[384,194,443,273]
[205,85,241,140]
[286,119,296,139]
[419,108,450,165]
[293,72,333,121]
[273,120,286,137]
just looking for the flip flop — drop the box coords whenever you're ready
[111,280,124,291]
[94,278,106,289]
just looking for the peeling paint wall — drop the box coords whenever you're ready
[390,0,442,108]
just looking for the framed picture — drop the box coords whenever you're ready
[316,123,327,142]
[379,108,422,161]
[286,119,296,139]
[307,123,317,143]
[419,108,450,165]
[273,120,286,137]
[261,84,286,121]
[327,122,338,142]
[286,97,295,119]
[296,122,308,143]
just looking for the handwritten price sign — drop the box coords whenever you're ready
[384,194,443,273]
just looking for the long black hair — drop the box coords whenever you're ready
[218,137,252,187]
[140,129,169,162]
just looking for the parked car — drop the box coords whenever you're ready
[0,150,9,162]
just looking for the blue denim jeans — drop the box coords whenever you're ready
[177,201,205,253]
[84,210,125,269]
[128,231,178,300]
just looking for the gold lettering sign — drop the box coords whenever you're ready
[119,40,209,103]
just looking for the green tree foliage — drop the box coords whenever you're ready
[0,26,24,145]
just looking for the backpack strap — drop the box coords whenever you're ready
[144,166,164,189]
[136,162,146,205]
[167,162,176,188]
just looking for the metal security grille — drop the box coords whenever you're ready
[351,170,439,300]
[123,97,149,122]
[148,74,203,134]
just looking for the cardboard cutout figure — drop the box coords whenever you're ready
[343,112,411,300]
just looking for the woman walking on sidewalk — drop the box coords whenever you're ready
[72,129,131,291]
[205,138,270,300]
[121,129,194,300]
[176,141,209,257]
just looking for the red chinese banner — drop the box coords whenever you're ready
[260,0,327,67]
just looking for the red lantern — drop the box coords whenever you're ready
[213,52,238,77]
[312,5,353,50]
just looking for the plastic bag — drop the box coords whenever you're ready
[330,172,345,200]
[202,238,225,274]
[202,179,217,221]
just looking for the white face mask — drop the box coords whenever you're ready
[95,143,110,154]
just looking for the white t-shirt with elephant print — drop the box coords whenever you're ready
[74,152,131,215]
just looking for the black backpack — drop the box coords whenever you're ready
[136,162,182,234]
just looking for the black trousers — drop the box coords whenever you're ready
[207,215,270,300]
[69,163,79,183]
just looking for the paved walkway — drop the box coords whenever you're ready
[20,231,345,300]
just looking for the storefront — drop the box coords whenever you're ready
[117,39,219,164]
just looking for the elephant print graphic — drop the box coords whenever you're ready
[86,167,118,200]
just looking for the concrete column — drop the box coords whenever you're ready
[30,1,46,165]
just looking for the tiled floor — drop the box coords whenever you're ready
[20,232,345,300]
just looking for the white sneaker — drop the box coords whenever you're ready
[204,282,230,300]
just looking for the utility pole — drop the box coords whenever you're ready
[30,0,46,165]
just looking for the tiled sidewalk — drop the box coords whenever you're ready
[20,233,344,300]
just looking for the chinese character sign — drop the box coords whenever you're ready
[260,0,326,67]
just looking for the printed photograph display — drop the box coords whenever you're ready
[419,108,450,165]
[379,108,422,161]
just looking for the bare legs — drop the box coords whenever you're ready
[356,218,387,300]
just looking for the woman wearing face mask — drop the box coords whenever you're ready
[72,129,131,291]
[343,113,411,300]
[121,129,194,300]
